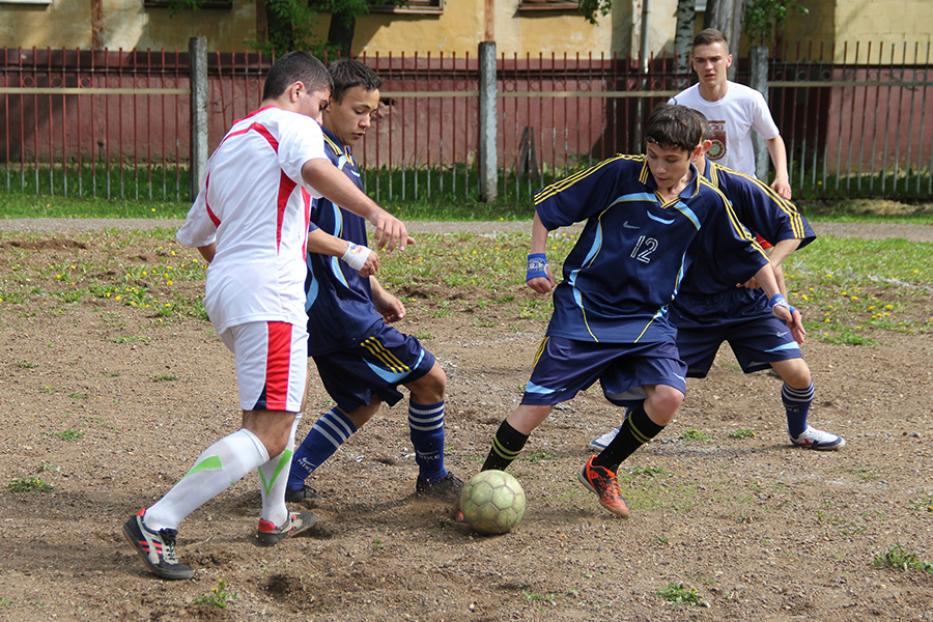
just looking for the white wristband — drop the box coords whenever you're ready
[341,242,372,271]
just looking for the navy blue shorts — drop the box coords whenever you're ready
[521,336,687,407]
[311,322,435,413]
[671,290,802,378]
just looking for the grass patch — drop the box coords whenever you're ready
[0,192,190,219]
[112,335,152,345]
[728,428,756,439]
[680,428,712,442]
[15,360,38,369]
[657,582,707,606]
[8,477,53,493]
[194,580,238,609]
[55,429,85,441]
[872,545,933,574]
[786,236,933,344]
[151,374,179,382]
[520,449,559,463]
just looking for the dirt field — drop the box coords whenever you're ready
[0,221,931,621]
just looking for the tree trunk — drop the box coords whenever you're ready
[674,0,696,88]
[327,10,356,58]
[704,0,745,79]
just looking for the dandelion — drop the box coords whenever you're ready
[150,208,156,213]
[114,295,122,302]
[801,294,809,301]
[170,250,177,257]
[141,271,148,278]
[867,305,875,311]
[166,280,174,287]
[106,292,112,298]
[884,304,894,310]
[851,296,859,302]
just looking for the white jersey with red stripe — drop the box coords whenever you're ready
[177,105,327,333]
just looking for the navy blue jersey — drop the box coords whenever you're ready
[305,127,381,355]
[677,160,816,297]
[535,155,768,344]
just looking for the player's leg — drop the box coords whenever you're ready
[286,400,381,501]
[482,336,608,472]
[771,358,845,450]
[406,361,461,499]
[588,319,720,451]
[125,321,310,579]
[286,347,383,500]
[582,342,687,517]
[726,313,844,450]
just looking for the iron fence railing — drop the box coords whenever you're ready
[1,42,930,203]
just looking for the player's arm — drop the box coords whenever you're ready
[766,135,791,200]
[300,159,414,252]
[306,227,379,277]
[525,211,555,294]
[198,244,215,264]
[370,276,405,323]
[748,262,806,344]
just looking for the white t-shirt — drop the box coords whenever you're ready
[177,105,327,333]
[670,81,780,176]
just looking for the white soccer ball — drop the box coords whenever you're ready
[460,470,526,535]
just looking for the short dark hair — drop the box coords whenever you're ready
[685,107,710,140]
[645,104,705,152]
[329,59,382,103]
[262,52,332,101]
[693,28,729,51]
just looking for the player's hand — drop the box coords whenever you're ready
[374,290,405,323]
[368,211,414,252]
[341,242,379,275]
[738,276,759,289]
[770,293,806,345]
[526,253,555,294]
[358,251,380,277]
[771,176,792,200]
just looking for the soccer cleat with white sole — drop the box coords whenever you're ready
[790,426,846,451]
[588,426,621,451]
[122,509,194,580]
[257,511,318,546]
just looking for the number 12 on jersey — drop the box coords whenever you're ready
[630,235,658,264]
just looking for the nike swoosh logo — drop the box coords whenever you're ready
[776,331,789,338]
[622,221,639,229]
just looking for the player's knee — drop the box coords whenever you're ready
[775,359,811,388]
[409,363,447,403]
[646,387,684,423]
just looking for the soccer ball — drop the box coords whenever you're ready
[460,470,526,535]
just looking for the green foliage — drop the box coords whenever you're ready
[55,429,85,441]
[194,580,239,609]
[576,0,613,24]
[680,428,712,442]
[745,0,810,44]
[657,582,706,606]
[872,545,933,574]
[728,428,756,439]
[8,477,53,493]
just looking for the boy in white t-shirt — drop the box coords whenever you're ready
[670,28,792,200]
[123,52,409,581]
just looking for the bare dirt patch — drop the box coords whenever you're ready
[0,227,930,621]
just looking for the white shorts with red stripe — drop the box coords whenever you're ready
[219,321,308,412]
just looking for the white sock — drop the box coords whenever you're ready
[258,413,302,528]
[145,428,269,532]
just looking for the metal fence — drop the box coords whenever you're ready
[1,41,931,203]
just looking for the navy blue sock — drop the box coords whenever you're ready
[409,400,447,482]
[287,408,357,491]
[782,383,814,438]
[593,401,664,472]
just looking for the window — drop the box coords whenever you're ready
[517,0,580,12]
[370,0,443,14]
[144,0,232,8]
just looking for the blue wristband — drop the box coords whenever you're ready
[526,253,548,282]
[769,293,795,315]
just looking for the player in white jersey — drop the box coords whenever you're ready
[123,52,406,581]
[670,28,792,200]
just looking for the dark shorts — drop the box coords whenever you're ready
[521,336,687,407]
[671,297,802,378]
[311,322,435,413]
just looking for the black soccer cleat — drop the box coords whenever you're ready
[122,509,194,580]
[416,472,464,503]
[284,484,320,504]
